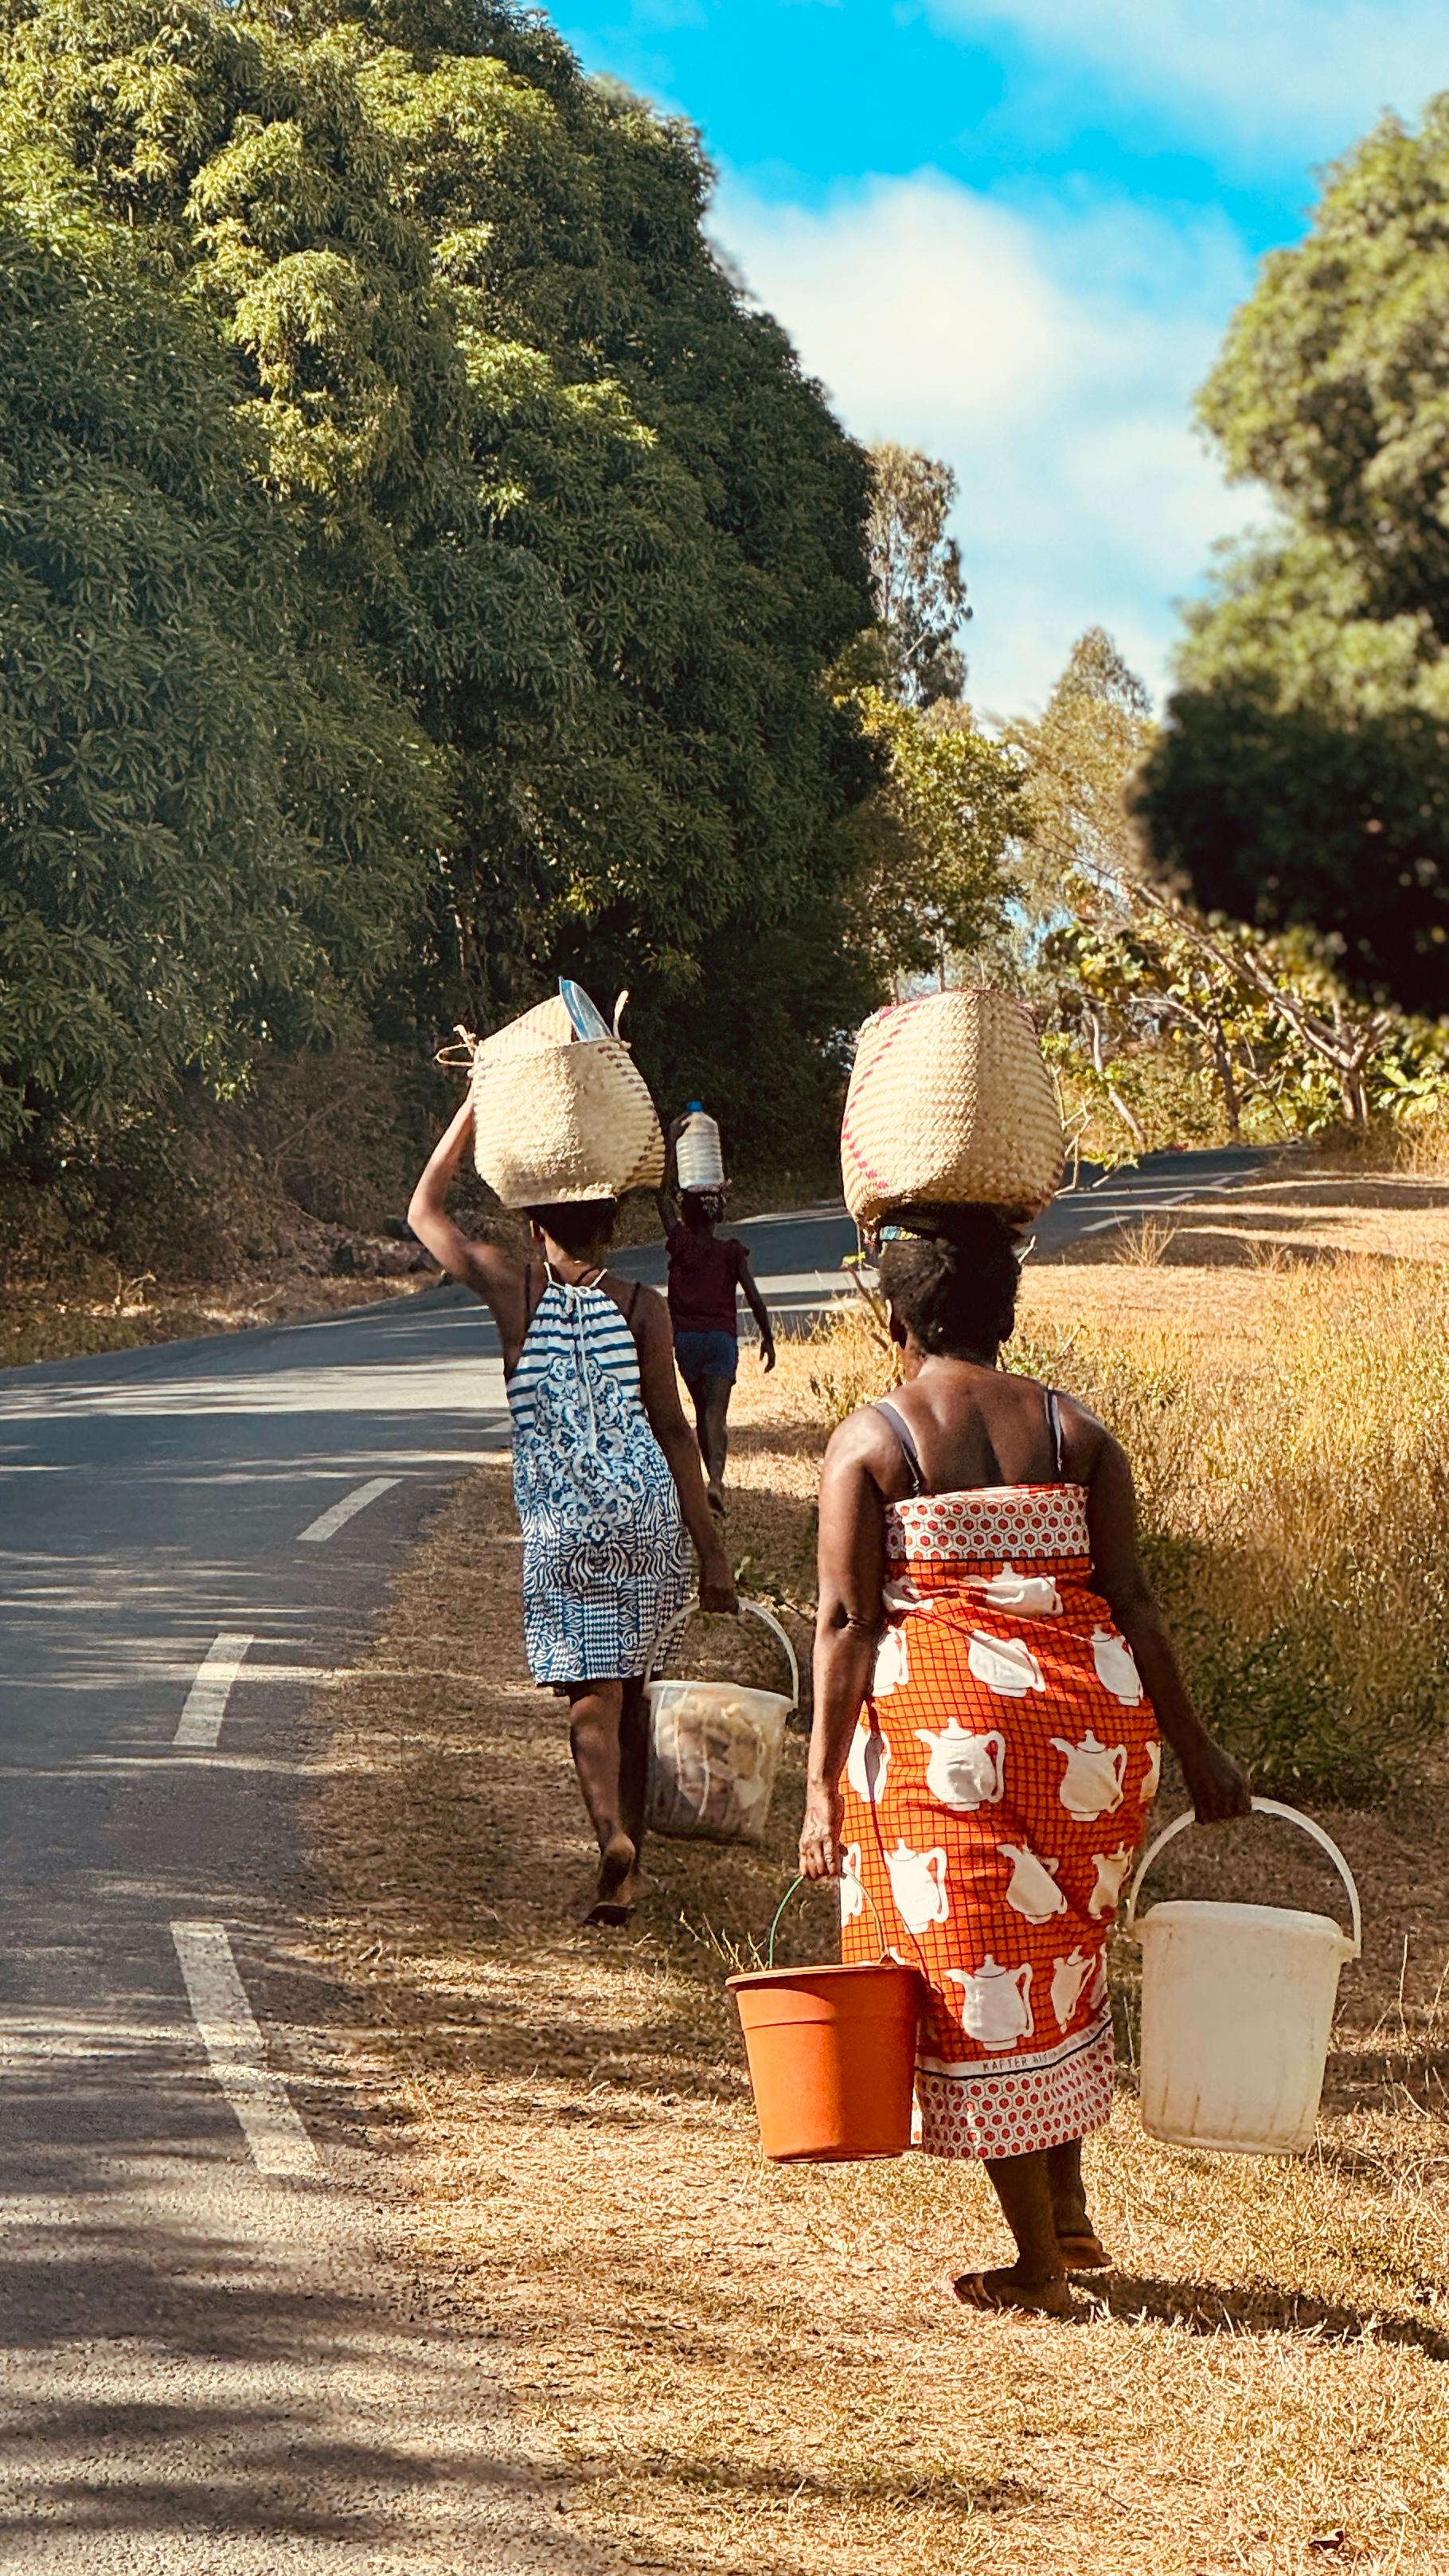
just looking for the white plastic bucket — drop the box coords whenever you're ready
[645,1599,799,1844]
[1123,1798,1361,2157]
[676,1108,725,1194]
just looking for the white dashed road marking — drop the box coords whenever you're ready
[173,1632,252,1748]
[297,1475,400,1543]
[171,1921,321,2178]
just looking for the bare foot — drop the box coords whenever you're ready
[584,1830,637,1926]
[1055,2230,1112,2273]
[944,2267,1076,2319]
[1051,2191,1111,2271]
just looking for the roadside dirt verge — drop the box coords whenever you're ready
[307,1171,1449,2576]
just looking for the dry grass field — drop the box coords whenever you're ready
[307,1159,1449,2576]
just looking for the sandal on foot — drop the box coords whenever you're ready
[943,2269,1075,2319]
[584,1899,635,1929]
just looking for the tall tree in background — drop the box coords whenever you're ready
[1139,103,1449,1014]
[1008,627,1151,904]
[838,444,1018,993]
[1014,630,1435,1154]
[865,441,971,707]
[0,214,435,1159]
[0,0,875,1162]
[847,690,1027,997]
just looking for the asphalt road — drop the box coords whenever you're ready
[0,1145,1267,2565]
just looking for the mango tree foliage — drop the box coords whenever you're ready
[0,0,875,1157]
[0,213,437,1154]
[1139,106,1449,1013]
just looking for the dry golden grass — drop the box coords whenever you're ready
[308,1177,1449,2576]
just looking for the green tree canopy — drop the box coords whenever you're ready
[1139,106,1449,1014]
[0,209,435,1155]
[0,0,875,1159]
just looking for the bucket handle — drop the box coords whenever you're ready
[766,1874,894,1969]
[646,1597,800,1714]
[1123,1796,1361,1959]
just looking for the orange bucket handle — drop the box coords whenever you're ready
[767,1874,892,1968]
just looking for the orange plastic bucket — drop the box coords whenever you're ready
[727,1880,922,2162]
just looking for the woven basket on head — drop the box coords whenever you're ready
[471,994,574,1065]
[470,1035,663,1208]
[841,987,1064,1227]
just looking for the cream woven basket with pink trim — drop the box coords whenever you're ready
[841,987,1064,1228]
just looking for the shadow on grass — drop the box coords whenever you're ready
[1088,2269,1449,2358]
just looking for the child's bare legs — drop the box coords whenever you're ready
[947,2148,1073,2316]
[565,1679,643,1921]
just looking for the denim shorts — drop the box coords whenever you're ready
[674,1328,739,1390]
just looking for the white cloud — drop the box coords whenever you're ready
[933,0,1449,157]
[712,170,1264,714]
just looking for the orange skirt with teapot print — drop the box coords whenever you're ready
[838,1480,1160,2160]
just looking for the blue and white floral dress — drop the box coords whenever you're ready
[507,1272,693,1687]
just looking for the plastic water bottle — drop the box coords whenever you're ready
[676,1103,725,1193]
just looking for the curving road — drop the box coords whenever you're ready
[0,1147,1265,2566]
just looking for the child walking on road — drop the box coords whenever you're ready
[657,1124,775,1518]
[409,1098,736,1926]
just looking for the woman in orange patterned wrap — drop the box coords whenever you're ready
[799,1206,1249,2316]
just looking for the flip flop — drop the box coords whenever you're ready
[943,2269,1076,2319]
[584,1899,635,1929]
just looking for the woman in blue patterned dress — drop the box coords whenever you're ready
[410,1099,736,1922]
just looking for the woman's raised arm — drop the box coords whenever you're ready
[407,1100,529,1351]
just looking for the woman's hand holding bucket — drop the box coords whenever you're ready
[799,1778,845,1881]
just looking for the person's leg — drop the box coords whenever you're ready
[1046,2138,1111,2268]
[687,1378,711,1472]
[617,1677,649,1862]
[565,1679,637,1921]
[699,1375,731,1505]
[947,2149,1073,2316]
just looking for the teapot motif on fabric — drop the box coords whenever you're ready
[846,1721,889,1804]
[885,1837,950,1935]
[975,1564,1063,1616]
[1049,1947,1094,2031]
[947,1957,1035,2052]
[1138,1740,1162,1805]
[884,1575,931,1616]
[1091,1626,1144,1706]
[1001,1842,1067,1923]
[873,1626,911,1698]
[967,1631,1047,1698]
[1088,1844,1136,1919]
[916,1722,1006,1812]
[839,1843,865,1926]
[1050,1729,1128,1823]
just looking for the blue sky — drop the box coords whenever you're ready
[555,0,1449,714]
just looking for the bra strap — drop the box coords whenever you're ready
[1045,1388,1064,1480]
[873,1398,927,1497]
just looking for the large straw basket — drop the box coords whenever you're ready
[471,995,574,1065]
[841,987,1064,1227]
[470,1036,663,1207]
